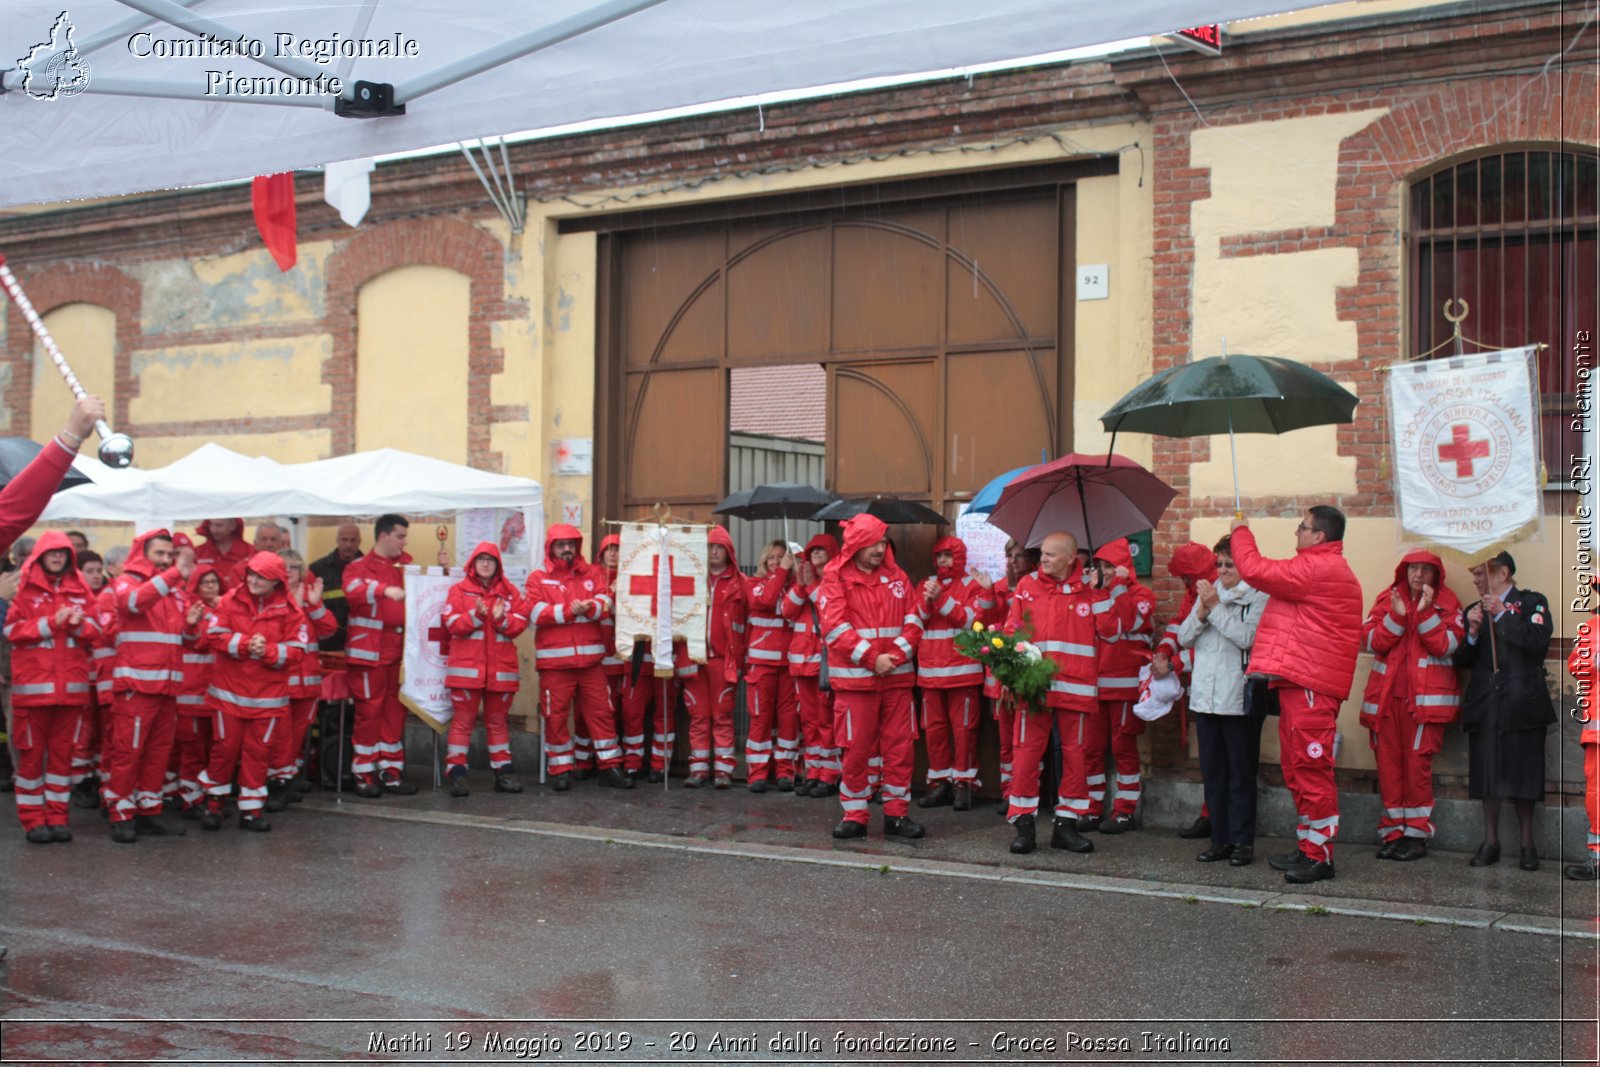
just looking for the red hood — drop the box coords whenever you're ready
[1093,537,1135,573]
[185,561,231,602]
[932,535,967,581]
[466,541,519,599]
[707,524,741,573]
[124,528,173,579]
[1390,549,1460,611]
[243,551,289,585]
[805,533,840,561]
[1169,541,1218,587]
[20,530,90,598]
[543,523,589,574]
[597,533,621,578]
[825,514,904,584]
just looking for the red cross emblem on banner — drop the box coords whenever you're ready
[1436,423,1490,478]
[630,553,695,615]
[427,618,451,654]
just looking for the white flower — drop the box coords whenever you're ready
[1016,641,1043,662]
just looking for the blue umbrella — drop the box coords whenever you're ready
[967,465,1034,515]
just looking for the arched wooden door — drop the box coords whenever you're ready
[593,165,1102,561]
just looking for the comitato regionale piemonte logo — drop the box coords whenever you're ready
[15,11,92,100]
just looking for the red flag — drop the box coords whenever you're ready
[251,173,297,272]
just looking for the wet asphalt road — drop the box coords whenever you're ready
[1,772,1597,1065]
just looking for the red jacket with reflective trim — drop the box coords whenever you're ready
[444,543,529,692]
[781,534,838,679]
[90,586,119,701]
[287,578,338,700]
[1231,527,1365,701]
[204,583,299,718]
[916,536,991,689]
[524,524,613,672]
[1571,618,1600,747]
[596,534,627,677]
[1091,539,1157,697]
[4,533,100,708]
[744,564,793,678]
[701,528,748,676]
[110,530,191,697]
[342,550,410,667]
[1005,561,1103,713]
[1359,551,1465,728]
[176,563,232,716]
[818,516,920,692]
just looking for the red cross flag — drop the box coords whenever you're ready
[615,522,709,675]
[1387,346,1542,560]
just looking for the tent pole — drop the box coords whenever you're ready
[395,0,672,104]
[78,0,207,57]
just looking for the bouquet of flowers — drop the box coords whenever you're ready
[954,616,1057,714]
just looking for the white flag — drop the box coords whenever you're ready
[323,157,374,227]
[614,523,709,674]
[401,567,457,725]
[1387,346,1541,557]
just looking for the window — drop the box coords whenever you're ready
[1409,149,1599,483]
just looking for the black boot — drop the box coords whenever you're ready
[201,804,223,831]
[71,776,100,809]
[493,773,523,794]
[449,769,470,798]
[883,815,925,840]
[1009,814,1037,854]
[380,775,417,796]
[952,784,972,811]
[601,767,634,790]
[135,812,188,836]
[264,781,289,813]
[110,820,137,844]
[917,782,954,808]
[831,819,867,839]
[238,814,272,832]
[1177,815,1212,839]
[1050,817,1094,853]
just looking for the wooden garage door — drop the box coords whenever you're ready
[594,164,1103,556]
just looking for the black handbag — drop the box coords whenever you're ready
[1243,675,1278,717]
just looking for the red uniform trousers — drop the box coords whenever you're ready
[540,666,616,776]
[1374,699,1445,842]
[836,688,914,823]
[12,705,82,831]
[745,670,800,782]
[832,696,883,789]
[447,688,516,773]
[105,692,178,823]
[201,710,279,815]
[794,676,839,785]
[612,673,653,774]
[1277,685,1341,863]
[633,673,682,774]
[269,697,320,784]
[681,659,737,777]
[921,686,982,787]
[1084,699,1144,818]
[70,694,106,786]
[1584,744,1600,858]
[172,713,214,810]
[1007,706,1092,823]
[993,696,1016,794]
[350,662,407,783]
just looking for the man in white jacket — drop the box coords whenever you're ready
[1177,536,1268,866]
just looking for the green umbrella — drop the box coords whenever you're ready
[1098,352,1359,512]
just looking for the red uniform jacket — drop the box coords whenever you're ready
[780,534,839,679]
[177,563,229,717]
[596,533,627,678]
[4,532,100,708]
[1005,559,1102,713]
[744,560,793,677]
[110,530,191,696]
[343,548,411,667]
[1359,550,1465,728]
[204,553,299,718]
[0,437,75,550]
[1231,527,1365,701]
[1091,538,1157,698]
[982,577,1013,700]
[444,542,530,692]
[524,523,613,672]
[287,576,338,699]
[193,519,253,585]
[90,585,119,702]
[819,515,920,691]
[702,527,748,681]
[917,535,992,689]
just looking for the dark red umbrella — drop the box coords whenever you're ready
[985,453,1175,551]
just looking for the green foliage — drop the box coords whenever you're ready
[953,613,1059,712]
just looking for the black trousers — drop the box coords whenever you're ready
[1195,712,1263,847]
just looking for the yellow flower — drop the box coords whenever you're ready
[991,636,1004,648]
[973,621,985,633]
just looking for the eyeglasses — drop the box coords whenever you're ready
[1215,557,1236,568]
[1296,523,1314,534]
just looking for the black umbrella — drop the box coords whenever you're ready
[1099,352,1358,511]
[713,482,839,521]
[0,437,93,493]
[810,497,948,525]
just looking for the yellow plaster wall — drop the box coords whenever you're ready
[355,265,470,465]
[32,304,116,443]
[131,336,332,423]
[136,429,333,468]
[539,224,598,533]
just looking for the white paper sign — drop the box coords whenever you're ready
[552,438,593,475]
[1387,346,1541,556]
[457,506,540,578]
[957,504,1012,584]
[401,569,458,720]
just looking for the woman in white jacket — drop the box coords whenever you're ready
[1177,536,1268,866]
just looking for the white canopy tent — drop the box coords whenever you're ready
[0,0,1309,209]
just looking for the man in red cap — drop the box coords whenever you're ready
[820,514,923,839]
[1083,537,1157,834]
[916,535,993,811]
[104,529,195,842]
[782,533,840,797]
[679,527,747,788]
[343,513,416,797]
[1158,541,1219,839]
[524,525,624,790]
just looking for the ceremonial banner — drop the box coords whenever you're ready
[615,523,709,675]
[1387,346,1542,559]
[400,567,457,731]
